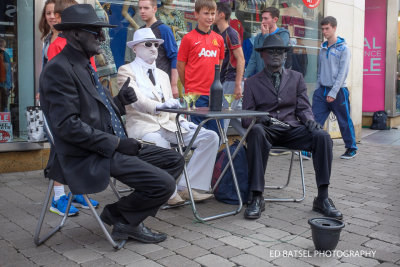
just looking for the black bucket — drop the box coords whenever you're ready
[308,217,345,251]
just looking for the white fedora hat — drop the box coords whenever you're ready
[126,28,164,48]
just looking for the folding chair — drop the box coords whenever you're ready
[264,146,306,202]
[34,115,126,249]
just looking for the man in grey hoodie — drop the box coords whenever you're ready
[244,7,289,78]
[312,16,358,159]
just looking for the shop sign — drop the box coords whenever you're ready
[302,0,321,9]
[0,112,13,143]
[363,0,386,112]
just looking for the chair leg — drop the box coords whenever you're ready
[82,195,126,250]
[34,179,72,246]
[112,178,133,194]
[264,150,306,202]
[109,179,121,200]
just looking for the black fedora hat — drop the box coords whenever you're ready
[54,4,116,31]
[255,34,290,52]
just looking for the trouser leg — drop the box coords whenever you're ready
[330,88,357,150]
[110,145,184,225]
[159,127,219,191]
[279,125,333,187]
[312,87,331,126]
[246,124,271,192]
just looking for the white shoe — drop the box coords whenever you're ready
[178,189,213,202]
[167,193,185,206]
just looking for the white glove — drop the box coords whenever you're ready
[180,120,198,131]
[155,99,181,113]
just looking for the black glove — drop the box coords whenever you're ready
[117,77,138,105]
[305,120,323,132]
[256,115,271,126]
[116,138,143,156]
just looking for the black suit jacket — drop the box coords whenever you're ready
[40,45,125,194]
[242,68,314,128]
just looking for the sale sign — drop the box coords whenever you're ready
[302,0,321,9]
[0,112,13,143]
[363,0,387,112]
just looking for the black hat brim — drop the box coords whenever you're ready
[54,21,116,31]
[255,46,291,52]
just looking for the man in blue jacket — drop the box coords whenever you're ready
[139,0,179,98]
[312,16,357,159]
[244,7,289,78]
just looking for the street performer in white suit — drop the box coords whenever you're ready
[117,28,219,205]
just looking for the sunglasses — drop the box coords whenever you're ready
[143,41,160,48]
[81,28,102,39]
[265,49,285,55]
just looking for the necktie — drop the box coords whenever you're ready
[148,69,156,86]
[87,64,127,139]
[272,72,281,93]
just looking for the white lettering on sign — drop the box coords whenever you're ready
[198,48,217,57]
[363,37,383,73]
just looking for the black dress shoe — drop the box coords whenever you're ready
[100,206,126,226]
[312,197,343,220]
[111,222,167,243]
[244,195,265,219]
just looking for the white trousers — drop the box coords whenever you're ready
[142,127,219,192]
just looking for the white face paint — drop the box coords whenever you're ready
[133,41,158,64]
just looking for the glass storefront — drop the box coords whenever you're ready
[101,0,323,97]
[0,0,35,144]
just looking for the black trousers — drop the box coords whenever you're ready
[246,124,333,192]
[108,144,184,226]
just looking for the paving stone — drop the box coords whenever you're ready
[177,230,206,242]
[176,244,209,259]
[157,254,201,267]
[230,253,274,267]
[218,235,255,249]
[124,243,163,255]
[104,249,145,265]
[191,237,224,249]
[62,248,102,264]
[374,263,400,267]
[159,237,190,251]
[341,256,380,266]
[126,259,163,267]
[368,231,400,245]
[364,239,400,253]
[81,257,121,267]
[273,256,313,267]
[195,254,235,267]
[29,250,67,266]
[145,248,176,261]
[211,245,243,258]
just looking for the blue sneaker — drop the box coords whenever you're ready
[70,193,99,209]
[50,195,79,216]
[295,151,312,160]
[340,148,357,159]
[301,151,312,160]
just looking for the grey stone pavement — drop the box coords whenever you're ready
[1,128,400,267]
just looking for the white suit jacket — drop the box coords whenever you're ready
[117,63,187,139]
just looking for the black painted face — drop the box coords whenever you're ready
[75,28,105,58]
[261,49,286,70]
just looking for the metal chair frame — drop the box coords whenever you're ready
[264,147,306,202]
[34,115,126,249]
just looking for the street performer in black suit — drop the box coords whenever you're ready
[242,34,342,220]
[39,4,184,243]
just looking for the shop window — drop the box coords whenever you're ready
[397,9,400,113]
[100,0,323,98]
[0,0,35,143]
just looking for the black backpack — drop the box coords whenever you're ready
[370,111,389,130]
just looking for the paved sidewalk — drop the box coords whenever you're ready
[1,129,400,267]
